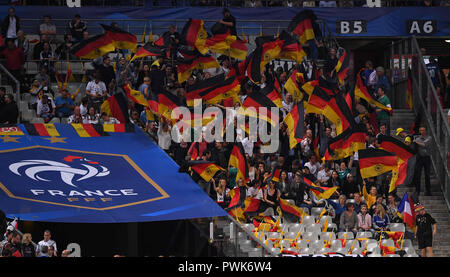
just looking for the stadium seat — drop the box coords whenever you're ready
[19,101,28,111]
[247,249,263,257]
[356,231,373,239]
[21,93,31,103]
[296,240,308,250]
[316,247,329,254]
[337,232,355,240]
[389,223,405,233]
[368,253,382,257]
[298,248,314,255]
[288,223,303,234]
[301,216,315,226]
[402,239,413,249]
[26,62,38,74]
[311,207,324,218]
[286,247,299,254]
[318,216,331,227]
[21,109,36,122]
[49,117,60,124]
[281,240,291,249]
[335,247,348,255]
[325,223,338,232]
[305,223,321,234]
[271,247,281,255]
[385,254,400,257]
[264,240,274,249]
[285,199,296,206]
[284,232,298,240]
[380,239,396,248]
[239,240,253,251]
[30,117,45,124]
[60,117,70,124]
[350,246,364,255]
[346,240,358,250]
[308,240,323,251]
[321,232,336,241]
[403,247,416,255]
[70,62,84,74]
[302,232,319,242]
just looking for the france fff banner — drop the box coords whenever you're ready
[0,124,227,223]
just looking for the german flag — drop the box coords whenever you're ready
[157,89,182,120]
[103,123,135,133]
[279,198,309,220]
[326,123,367,160]
[130,43,165,62]
[101,93,130,124]
[260,85,283,108]
[71,33,115,59]
[227,186,247,219]
[358,149,398,179]
[264,167,282,184]
[71,124,109,137]
[287,9,318,45]
[284,70,305,101]
[283,101,305,149]
[243,198,264,214]
[188,141,206,160]
[300,80,318,98]
[177,54,220,83]
[100,24,137,51]
[355,71,393,115]
[300,176,339,200]
[180,19,208,55]
[229,38,248,61]
[186,74,240,106]
[177,107,219,131]
[229,142,249,182]
[0,126,25,136]
[123,83,149,107]
[240,90,280,127]
[24,123,60,136]
[378,135,415,162]
[187,160,225,182]
[334,50,350,85]
[246,37,283,84]
[205,29,236,54]
[406,75,413,110]
[278,30,306,63]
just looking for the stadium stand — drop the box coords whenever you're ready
[0,1,449,258]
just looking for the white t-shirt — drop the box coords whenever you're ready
[37,239,57,256]
[157,126,172,150]
[305,161,321,177]
[247,186,264,200]
[216,188,230,203]
[7,17,17,38]
[80,104,88,116]
[317,169,330,183]
[241,137,254,157]
[86,81,107,97]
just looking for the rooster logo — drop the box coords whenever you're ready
[9,156,110,188]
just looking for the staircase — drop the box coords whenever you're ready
[391,109,450,257]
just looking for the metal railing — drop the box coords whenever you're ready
[389,37,450,210]
[0,64,21,123]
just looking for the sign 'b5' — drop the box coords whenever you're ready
[67,0,81,7]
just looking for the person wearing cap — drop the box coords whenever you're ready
[396,128,407,139]
[415,204,437,257]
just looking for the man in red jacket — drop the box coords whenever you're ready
[0,38,24,84]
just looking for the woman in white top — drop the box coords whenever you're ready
[83,106,100,124]
[157,119,172,151]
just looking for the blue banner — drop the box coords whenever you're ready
[1,6,449,37]
[0,124,227,223]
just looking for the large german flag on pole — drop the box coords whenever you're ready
[334,50,350,85]
[279,198,309,221]
[157,89,182,120]
[240,90,280,127]
[358,149,398,179]
[227,186,247,219]
[229,142,249,183]
[246,37,283,84]
[278,30,306,64]
[186,74,240,106]
[71,34,115,59]
[325,123,366,160]
[24,123,60,136]
[355,71,393,115]
[130,43,165,62]
[260,85,283,108]
[100,24,137,51]
[180,19,208,55]
[287,9,318,45]
[283,101,305,149]
[205,29,236,54]
[187,160,225,182]
[300,176,339,200]
[284,69,305,101]
[177,54,220,84]
[378,135,415,162]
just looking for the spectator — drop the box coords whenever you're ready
[415,204,437,257]
[29,79,43,110]
[372,204,390,232]
[1,7,20,39]
[319,1,337,7]
[21,233,36,257]
[0,38,25,83]
[37,230,57,257]
[98,56,116,87]
[278,170,292,198]
[361,60,375,87]
[55,89,75,118]
[426,56,443,93]
[374,66,391,94]
[337,159,352,183]
[245,0,263,7]
[327,170,342,188]
[339,203,358,236]
[82,31,90,41]
[263,180,281,212]
[342,173,359,199]
[353,192,365,214]
[32,34,51,61]
[80,96,89,116]
[0,87,5,107]
[0,94,18,124]
[69,14,87,42]
[319,116,332,156]
[15,30,30,58]
[357,204,373,235]
[35,66,50,88]
[334,194,347,224]
[386,193,401,223]
[413,126,432,196]
[83,106,100,124]
[39,15,56,42]
[157,119,172,152]
[375,86,392,132]
[39,245,49,257]
[304,155,321,178]
[55,34,75,60]
[369,194,387,216]
[284,0,299,7]
[100,112,121,124]
[48,245,56,257]
[36,94,55,122]
[362,183,377,208]
[302,1,316,7]
[40,41,56,75]
[68,106,83,124]
[317,163,331,185]
[85,72,107,113]
[339,0,354,7]
[212,178,230,209]
[217,8,237,36]
[5,231,22,257]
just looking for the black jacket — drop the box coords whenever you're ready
[0,101,18,124]
[1,15,20,37]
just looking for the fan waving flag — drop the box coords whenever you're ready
[245,37,284,84]
[240,90,280,127]
[185,74,240,106]
[355,71,393,115]
[284,70,305,101]
[101,24,137,51]
[397,192,417,232]
[177,53,220,84]
[100,93,130,124]
[325,123,366,161]
[187,160,225,182]
[287,9,319,45]
[205,29,236,53]
[283,101,305,149]
[180,19,208,55]
[123,83,149,107]
[130,43,165,61]
[227,186,247,219]
[157,89,182,120]
[260,85,283,108]
[278,30,306,63]
[334,50,350,84]
[358,149,398,179]
[229,142,249,183]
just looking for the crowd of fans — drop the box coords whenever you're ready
[0,5,447,257]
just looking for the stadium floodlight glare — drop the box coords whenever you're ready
[445,39,450,43]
